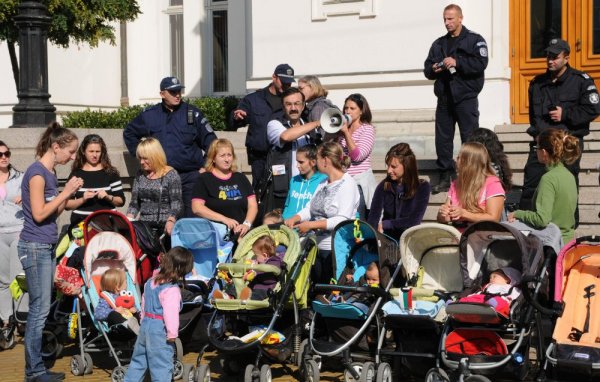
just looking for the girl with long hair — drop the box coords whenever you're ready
[19,123,82,381]
[367,143,431,239]
[437,142,505,230]
[66,134,125,224]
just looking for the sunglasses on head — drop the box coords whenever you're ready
[0,151,11,158]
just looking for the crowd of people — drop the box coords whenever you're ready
[3,3,600,380]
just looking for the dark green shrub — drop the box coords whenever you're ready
[62,96,240,131]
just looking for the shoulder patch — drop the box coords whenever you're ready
[476,41,487,47]
[479,47,488,57]
[200,118,214,133]
[590,93,599,104]
[587,85,597,91]
[581,73,591,79]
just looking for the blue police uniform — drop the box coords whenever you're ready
[124,101,217,217]
[424,26,488,178]
[230,86,284,190]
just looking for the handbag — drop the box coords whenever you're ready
[54,255,84,296]
[132,175,166,257]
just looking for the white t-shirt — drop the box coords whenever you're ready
[266,119,312,178]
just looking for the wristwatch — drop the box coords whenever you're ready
[243,220,252,228]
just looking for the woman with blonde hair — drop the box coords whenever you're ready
[127,137,182,236]
[192,139,257,240]
[298,75,338,123]
[509,128,580,245]
[437,142,505,230]
[285,141,359,284]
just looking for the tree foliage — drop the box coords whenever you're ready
[0,0,140,47]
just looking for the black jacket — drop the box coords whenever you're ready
[527,65,600,138]
[424,26,488,103]
[230,86,284,155]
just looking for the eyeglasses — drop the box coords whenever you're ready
[166,90,182,96]
[284,101,304,108]
[0,151,11,158]
[532,145,542,151]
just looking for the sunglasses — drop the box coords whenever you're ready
[0,151,11,158]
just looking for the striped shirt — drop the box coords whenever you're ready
[69,168,125,224]
[338,123,375,176]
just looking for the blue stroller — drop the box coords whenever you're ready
[170,218,235,381]
[305,219,401,382]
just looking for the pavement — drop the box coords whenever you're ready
[0,334,344,381]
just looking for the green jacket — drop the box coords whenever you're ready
[513,163,577,244]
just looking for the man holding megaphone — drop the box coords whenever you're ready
[262,87,324,211]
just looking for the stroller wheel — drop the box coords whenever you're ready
[0,326,15,350]
[173,359,184,380]
[375,362,392,382]
[464,376,491,382]
[84,353,94,374]
[244,364,258,382]
[296,339,309,368]
[425,368,450,382]
[259,364,272,382]
[70,355,86,376]
[41,330,59,359]
[175,338,184,360]
[344,362,364,382]
[194,364,211,382]
[359,362,375,382]
[111,365,128,382]
[181,364,196,382]
[303,360,320,382]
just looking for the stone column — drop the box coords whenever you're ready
[11,0,56,128]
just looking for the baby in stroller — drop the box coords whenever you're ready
[458,267,521,317]
[214,234,284,300]
[322,262,381,310]
[95,269,140,335]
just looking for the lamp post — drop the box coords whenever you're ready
[11,0,56,128]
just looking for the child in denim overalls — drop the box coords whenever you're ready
[125,247,193,382]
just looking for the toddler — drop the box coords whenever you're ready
[124,247,194,382]
[263,209,283,225]
[459,267,522,317]
[214,235,284,301]
[95,268,139,335]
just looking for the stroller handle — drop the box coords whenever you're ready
[313,284,389,299]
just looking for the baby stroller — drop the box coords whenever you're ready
[428,221,546,382]
[381,223,463,379]
[205,224,317,382]
[540,236,600,380]
[83,210,157,288]
[169,217,235,380]
[70,231,142,381]
[306,219,400,382]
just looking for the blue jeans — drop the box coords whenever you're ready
[125,318,174,382]
[18,240,56,379]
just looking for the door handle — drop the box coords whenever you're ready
[576,38,582,52]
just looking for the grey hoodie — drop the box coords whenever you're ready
[0,167,24,232]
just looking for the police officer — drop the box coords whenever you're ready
[230,64,294,192]
[124,76,217,217]
[424,4,488,194]
[520,38,600,219]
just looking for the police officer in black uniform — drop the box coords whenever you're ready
[424,4,488,194]
[124,76,217,217]
[520,38,600,221]
[230,64,294,192]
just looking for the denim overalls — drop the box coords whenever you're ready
[125,279,176,382]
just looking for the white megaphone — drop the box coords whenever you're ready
[320,108,351,134]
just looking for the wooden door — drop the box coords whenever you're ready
[510,0,600,123]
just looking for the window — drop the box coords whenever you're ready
[530,0,561,59]
[167,0,184,83]
[207,1,229,93]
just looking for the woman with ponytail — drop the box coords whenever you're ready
[509,128,580,244]
[285,141,359,285]
[19,122,83,381]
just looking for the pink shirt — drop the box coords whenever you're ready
[448,175,505,211]
[338,123,375,176]
[141,281,181,339]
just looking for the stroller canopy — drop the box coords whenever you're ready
[84,231,137,287]
[459,221,543,290]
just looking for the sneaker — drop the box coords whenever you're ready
[27,372,65,382]
[239,287,252,300]
[45,371,65,381]
[213,290,231,300]
[431,171,451,194]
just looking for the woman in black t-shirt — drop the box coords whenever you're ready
[66,134,125,224]
[191,139,257,239]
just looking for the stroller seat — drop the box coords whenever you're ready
[312,300,368,320]
[446,302,508,325]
